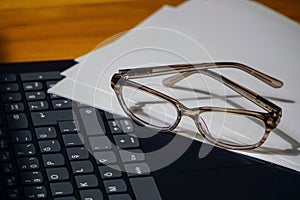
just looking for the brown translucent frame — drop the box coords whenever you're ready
[111,62,283,150]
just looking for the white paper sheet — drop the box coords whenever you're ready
[49,0,300,171]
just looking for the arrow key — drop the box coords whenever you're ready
[114,134,139,149]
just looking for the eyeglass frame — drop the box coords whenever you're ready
[111,62,282,150]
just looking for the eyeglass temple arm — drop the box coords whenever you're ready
[119,62,283,88]
[200,69,282,114]
[161,62,283,88]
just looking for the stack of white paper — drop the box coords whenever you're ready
[49,0,300,172]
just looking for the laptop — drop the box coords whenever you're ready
[0,60,299,200]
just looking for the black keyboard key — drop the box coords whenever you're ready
[58,121,78,133]
[14,143,36,156]
[0,128,6,138]
[109,194,132,200]
[75,174,98,189]
[5,175,17,187]
[23,82,43,91]
[71,160,94,174]
[20,171,43,185]
[62,134,83,147]
[17,157,39,171]
[42,154,65,167]
[46,81,58,89]
[8,188,20,200]
[7,113,28,129]
[120,119,134,133]
[31,110,74,126]
[50,93,60,99]
[2,163,14,175]
[50,182,73,196]
[0,83,19,92]
[0,139,8,149]
[94,151,117,164]
[35,127,57,140]
[24,186,47,199]
[79,107,106,136]
[104,179,127,193]
[2,93,22,102]
[52,99,72,109]
[11,130,32,143]
[4,103,25,112]
[113,134,139,149]
[98,165,122,179]
[39,140,61,153]
[89,136,112,151]
[31,112,56,126]
[46,167,69,181]
[129,177,162,200]
[119,149,145,163]
[0,74,17,83]
[0,140,8,150]
[108,120,122,134]
[124,163,150,177]
[25,91,45,101]
[0,151,11,161]
[67,147,89,161]
[21,71,62,81]
[28,101,49,111]
[80,189,103,200]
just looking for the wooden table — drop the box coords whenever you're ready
[0,0,299,63]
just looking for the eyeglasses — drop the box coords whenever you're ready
[111,62,282,150]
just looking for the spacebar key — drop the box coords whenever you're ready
[31,110,74,126]
[129,177,162,200]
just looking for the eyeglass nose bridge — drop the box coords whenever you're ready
[180,106,211,138]
[181,106,201,118]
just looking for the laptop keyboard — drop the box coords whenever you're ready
[0,71,161,200]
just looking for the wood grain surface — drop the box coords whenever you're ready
[0,0,299,63]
